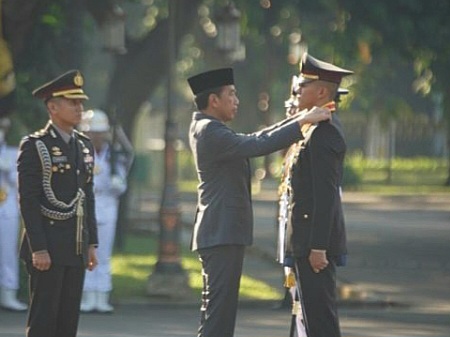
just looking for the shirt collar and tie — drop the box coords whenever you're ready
[51,123,75,145]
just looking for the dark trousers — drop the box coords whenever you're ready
[295,257,341,337]
[26,263,85,337]
[197,245,245,337]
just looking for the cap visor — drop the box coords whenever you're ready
[297,76,316,84]
[63,94,89,100]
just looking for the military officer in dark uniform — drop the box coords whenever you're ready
[17,70,98,337]
[282,53,353,337]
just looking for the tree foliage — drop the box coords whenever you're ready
[2,0,450,143]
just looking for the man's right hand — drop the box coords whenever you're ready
[32,250,52,271]
[87,245,98,271]
[296,106,331,126]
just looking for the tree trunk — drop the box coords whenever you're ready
[105,0,202,136]
[2,0,40,58]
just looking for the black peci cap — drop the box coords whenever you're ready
[187,68,234,96]
[32,69,89,101]
[298,53,353,85]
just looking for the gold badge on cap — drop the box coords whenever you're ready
[74,72,84,86]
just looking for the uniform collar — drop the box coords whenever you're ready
[48,122,74,144]
[192,111,220,123]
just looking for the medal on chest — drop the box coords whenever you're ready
[50,146,72,173]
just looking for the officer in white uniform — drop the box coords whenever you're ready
[0,117,27,311]
[78,109,130,313]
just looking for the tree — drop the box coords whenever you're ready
[3,0,450,163]
[336,0,450,178]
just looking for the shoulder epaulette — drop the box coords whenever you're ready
[29,128,49,139]
[74,129,90,140]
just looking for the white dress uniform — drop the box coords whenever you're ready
[83,143,127,293]
[78,109,131,313]
[0,142,27,311]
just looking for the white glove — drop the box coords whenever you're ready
[110,175,126,195]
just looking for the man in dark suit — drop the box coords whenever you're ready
[17,70,98,337]
[283,53,353,337]
[187,68,333,337]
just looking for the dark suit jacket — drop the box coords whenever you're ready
[287,119,347,258]
[18,122,98,267]
[189,111,304,251]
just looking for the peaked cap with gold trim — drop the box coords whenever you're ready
[298,53,353,85]
[32,69,89,101]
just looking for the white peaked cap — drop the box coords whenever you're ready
[80,109,110,132]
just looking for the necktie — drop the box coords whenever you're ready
[69,136,75,150]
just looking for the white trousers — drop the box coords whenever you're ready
[83,206,118,292]
[0,215,20,290]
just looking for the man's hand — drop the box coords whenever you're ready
[110,175,126,195]
[87,245,98,271]
[284,97,299,117]
[32,250,51,271]
[296,106,331,126]
[308,249,329,273]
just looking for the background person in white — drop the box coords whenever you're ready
[0,117,27,311]
[78,109,130,313]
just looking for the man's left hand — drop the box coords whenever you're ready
[308,249,329,273]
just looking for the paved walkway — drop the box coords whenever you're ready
[1,185,450,336]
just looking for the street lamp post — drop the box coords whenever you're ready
[146,1,189,298]
[215,1,245,63]
[99,4,127,55]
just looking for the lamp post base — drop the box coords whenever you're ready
[146,263,191,298]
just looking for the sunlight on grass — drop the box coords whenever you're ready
[355,184,450,194]
[181,250,282,300]
[111,234,281,300]
[112,254,155,297]
[345,155,450,190]
[239,275,282,300]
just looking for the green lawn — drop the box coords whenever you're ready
[344,157,450,193]
[111,234,282,301]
